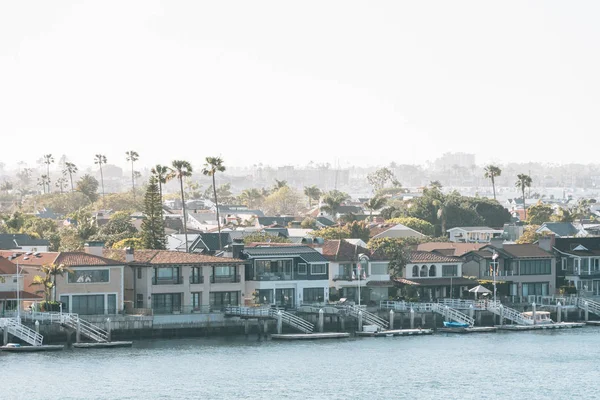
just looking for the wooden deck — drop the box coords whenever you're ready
[72,341,133,349]
[497,322,585,331]
[271,333,350,340]
[438,326,497,334]
[0,345,64,352]
[356,329,433,337]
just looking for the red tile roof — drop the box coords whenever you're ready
[408,251,462,263]
[103,249,243,265]
[55,252,123,267]
[0,257,18,274]
[0,251,59,266]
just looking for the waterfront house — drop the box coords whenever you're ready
[400,251,474,301]
[0,255,41,313]
[240,244,330,308]
[447,227,504,243]
[105,248,245,314]
[324,239,392,305]
[189,232,232,255]
[550,236,600,295]
[463,242,556,302]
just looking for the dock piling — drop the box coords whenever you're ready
[389,310,394,330]
[468,304,474,325]
[277,311,283,334]
[76,318,81,343]
[557,302,562,323]
[420,313,426,328]
[3,325,7,345]
[358,311,363,332]
[106,318,112,342]
[499,305,504,326]
[35,320,40,334]
[585,301,589,322]
[532,303,537,326]
[318,309,324,333]
[410,308,415,329]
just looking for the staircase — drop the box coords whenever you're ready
[486,302,528,325]
[0,318,44,346]
[344,305,389,330]
[575,298,600,317]
[431,303,474,326]
[61,314,109,343]
[225,306,314,334]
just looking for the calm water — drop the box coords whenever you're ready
[2,328,600,400]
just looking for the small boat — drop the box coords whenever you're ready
[521,311,553,325]
[5,343,21,348]
[385,333,394,337]
[443,321,470,328]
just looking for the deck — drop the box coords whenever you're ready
[270,333,350,340]
[496,322,585,331]
[356,329,433,337]
[438,326,497,334]
[72,341,133,349]
[0,345,64,352]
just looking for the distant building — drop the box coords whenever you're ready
[447,227,504,243]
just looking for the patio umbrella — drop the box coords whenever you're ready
[468,285,492,299]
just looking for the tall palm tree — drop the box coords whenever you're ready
[46,263,72,302]
[304,185,322,208]
[516,173,533,221]
[37,175,50,194]
[94,154,107,205]
[64,162,78,192]
[202,157,226,251]
[151,164,170,201]
[168,160,193,252]
[484,165,502,200]
[320,190,350,221]
[0,180,13,195]
[364,197,387,220]
[55,176,68,194]
[126,150,140,200]
[43,154,54,193]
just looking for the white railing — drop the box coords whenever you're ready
[486,303,528,325]
[0,318,44,346]
[14,311,109,343]
[345,305,389,329]
[431,303,474,326]
[575,298,600,317]
[224,306,314,333]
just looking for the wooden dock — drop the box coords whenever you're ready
[357,329,433,337]
[438,326,497,334]
[0,345,64,352]
[497,322,585,331]
[585,321,600,326]
[72,341,133,349]
[271,333,350,340]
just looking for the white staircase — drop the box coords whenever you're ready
[431,303,474,326]
[486,302,528,325]
[575,298,600,316]
[61,314,109,343]
[225,306,314,334]
[344,305,389,330]
[0,318,44,346]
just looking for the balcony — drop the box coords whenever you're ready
[152,276,183,285]
[210,274,241,284]
[189,275,204,284]
[334,274,353,281]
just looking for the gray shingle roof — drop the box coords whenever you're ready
[537,222,579,237]
[242,246,328,263]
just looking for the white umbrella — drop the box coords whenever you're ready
[469,285,492,299]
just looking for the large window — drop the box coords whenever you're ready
[371,263,388,275]
[442,265,458,277]
[276,288,295,308]
[192,292,202,309]
[153,267,181,285]
[522,282,549,296]
[69,270,109,284]
[255,260,293,280]
[152,293,182,313]
[257,289,273,304]
[211,266,238,283]
[190,267,203,284]
[519,259,551,275]
[209,291,240,308]
[72,294,105,315]
[303,287,325,303]
[412,265,419,277]
[311,263,327,275]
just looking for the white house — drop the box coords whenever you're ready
[447,227,503,243]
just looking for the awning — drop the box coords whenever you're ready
[468,285,492,294]
[366,280,394,287]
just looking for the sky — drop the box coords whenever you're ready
[1,1,600,171]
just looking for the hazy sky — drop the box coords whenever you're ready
[1,1,599,170]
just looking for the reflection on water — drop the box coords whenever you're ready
[2,328,599,400]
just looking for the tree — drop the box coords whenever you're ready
[367,167,397,192]
[30,267,54,303]
[150,164,170,201]
[37,175,50,194]
[273,179,288,192]
[94,154,107,205]
[516,225,542,244]
[364,197,387,220]
[300,217,317,229]
[64,162,78,192]
[126,150,140,200]
[141,176,166,249]
[112,237,144,249]
[202,157,226,251]
[263,186,302,216]
[484,165,502,200]
[168,160,193,252]
[526,202,554,225]
[0,180,13,195]
[94,211,138,247]
[76,174,100,203]
[304,185,322,208]
[429,180,443,190]
[367,238,410,278]
[46,263,71,302]
[55,176,68,194]
[320,190,350,221]
[467,198,511,228]
[239,188,264,209]
[243,232,291,244]
[385,217,435,236]
[43,154,54,193]
[516,174,533,220]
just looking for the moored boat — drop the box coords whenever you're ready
[443,321,470,328]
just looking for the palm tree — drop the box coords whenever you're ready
[320,190,350,221]
[168,160,193,252]
[37,174,50,194]
[239,188,264,209]
[64,162,78,192]
[202,157,226,251]
[484,165,502,200]
[46,263,72,302]
[55,176,68,194]
[29,265,54,303]
[151,164,170,201]
[516,174,533,221]
[94,154,107,205]
[273,179,288,193]
[126,150,140,200]
[43,154,54,193]
[364,197,387,220]
[304,185,322,208]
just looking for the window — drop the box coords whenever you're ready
[519,259,551,275]
[412,265,419,277]
[522,283,549,296]
[276,288,295,307]
[442,265,458,277]
[420,265,427,277]
[303,287,324,303]
[215,266,235,276]
[190,267,203,284]
[212,266,238,283]
[137,268,142,279]
[561,258,567,271]
[71,294,105,315]
[370,263,388,275]
[60,295,69,312]
[107,294,117,314]
[209,291,240,308]
[298,263,307,275]
[429,265,436,277]
[152,293,182,313]
[136,293,144,308]
[311,263,327,275]
[69,269,109,284]
[192,292,202,309]
[257,289,273,304]
[153,267,182,284]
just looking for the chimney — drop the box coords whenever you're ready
[125,247,135,263]
[490,238,504,249]
[538,234,555,252]
[84,241,105,257]
[232,240,244,259]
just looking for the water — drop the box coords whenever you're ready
[2,328,600,400]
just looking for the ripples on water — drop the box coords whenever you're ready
[2,328,600,400]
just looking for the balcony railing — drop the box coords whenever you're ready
[483,270,515,277]
[152,276,183,285]
[189,275,204,284]
[210,274,241,284]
